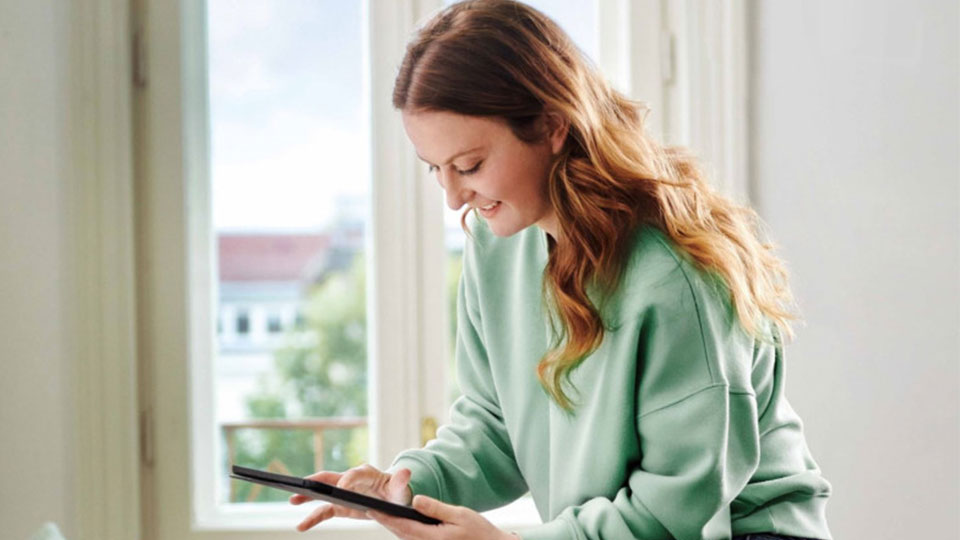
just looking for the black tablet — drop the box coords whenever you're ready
[230,465,442,525]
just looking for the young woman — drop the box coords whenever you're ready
[291,1,833,539]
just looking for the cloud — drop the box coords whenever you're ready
[213,125,368,231]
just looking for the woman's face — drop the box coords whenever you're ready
[401,109,567,238]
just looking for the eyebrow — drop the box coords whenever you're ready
[416,146,485,166]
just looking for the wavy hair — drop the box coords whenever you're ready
[393,0,801,412]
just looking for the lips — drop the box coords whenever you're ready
[477,201,501,217]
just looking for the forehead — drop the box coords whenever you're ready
[401,110,507,162]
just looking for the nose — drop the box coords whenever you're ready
[438,169,474,211]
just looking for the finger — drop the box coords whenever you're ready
[296,503,337,532]
[389,467,411,488]
[366,511,413,540]
[365,511,398,536]
[289,494,312,505]
[412,495,461,522]
[304,471,343,484]
[338,466,380,492]
[368,510,441,539]
[387,468,412,502]
[295,502,367,532]
[292,471,342,505]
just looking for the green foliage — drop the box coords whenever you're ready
[275,253,368,418]
[229,253,369,503]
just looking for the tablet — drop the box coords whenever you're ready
[230,465,442,525]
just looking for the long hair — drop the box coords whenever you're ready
[393,0,800,412]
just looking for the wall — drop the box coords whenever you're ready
[0,1,74,539]
[749,1,959,537]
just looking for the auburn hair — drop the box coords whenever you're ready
[393,0,800,412]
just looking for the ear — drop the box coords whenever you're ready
[542,111,570,155]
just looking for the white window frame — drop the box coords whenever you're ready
[660,0,752,203]
[66,0,748,538]
[595,0,751,203]
[66,0,142,539]
[133,1,422,537]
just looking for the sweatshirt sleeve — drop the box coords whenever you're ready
[518,260,763,540]
[387,247,528,511]
[519,386,761,540]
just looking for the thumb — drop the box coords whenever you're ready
[386,468,412,504]
[389,467,411,488]
[412,495,461,522]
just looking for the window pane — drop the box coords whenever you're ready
[206,0,369,505]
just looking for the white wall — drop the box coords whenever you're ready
[749,1,959,537]
[0,1,74,540]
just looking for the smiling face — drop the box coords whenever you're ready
[401,109,566,238]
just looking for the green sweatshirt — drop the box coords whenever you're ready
[388,218,833,540]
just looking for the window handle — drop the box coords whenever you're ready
[420,416,438,447]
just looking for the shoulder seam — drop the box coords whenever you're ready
[637,382,731,419]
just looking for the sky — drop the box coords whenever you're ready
[207,0,598,233]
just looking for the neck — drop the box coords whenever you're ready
[537,212,560,245]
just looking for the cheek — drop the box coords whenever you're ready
[479,148,552,210]
[486,158,544,198]
[511,160,551,204]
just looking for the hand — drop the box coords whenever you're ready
[290,464,413,532]
[367,494,518,540]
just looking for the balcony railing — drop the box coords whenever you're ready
[222,417,367,502]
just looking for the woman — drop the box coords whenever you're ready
[291,1,833,539]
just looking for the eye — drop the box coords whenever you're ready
[427,161,482,176]
[457,161,482,175]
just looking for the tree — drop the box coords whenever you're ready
[230,252,368,502]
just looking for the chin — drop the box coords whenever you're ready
[485,219,526,238]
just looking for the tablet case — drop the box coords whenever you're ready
[230,465,442,525]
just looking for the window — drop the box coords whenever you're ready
[294,310,306,330]
[267,314,283,334]
[235,309,249,335]
[208,0,371,508]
